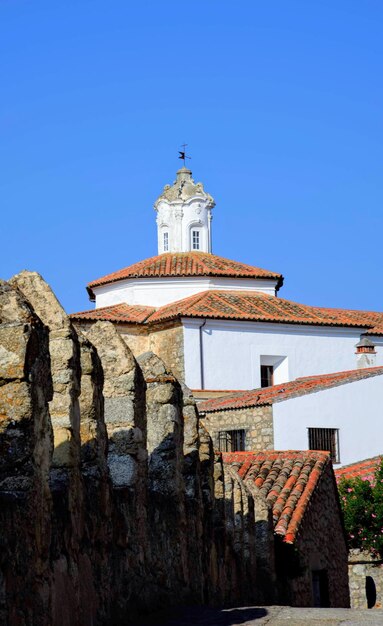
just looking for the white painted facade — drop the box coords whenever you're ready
[183,318,383,391]
[89,165,383,414]
[94,276,278,308]
[154,167,215,254]
[273,375,383,467]
[83,165,383,467]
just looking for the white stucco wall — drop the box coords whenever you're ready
[183,318,378,390]
[273,375,383,467]
[93,277,278,308]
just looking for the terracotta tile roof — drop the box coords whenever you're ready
[335,455,383,485]
[199,367,383,413]
[72,289,383,333]
[145,289,382,329]
[70,302,155,324]
[87,252,283,294]
[326,308,383,336]
[223,450,330,543]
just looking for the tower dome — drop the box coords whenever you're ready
[154,167,215,254]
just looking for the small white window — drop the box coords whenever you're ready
[192,230,200,250]
[163,232,169,252]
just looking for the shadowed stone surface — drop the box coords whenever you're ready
[2,276,111,624]
[0,273,349,625]
[86,321,147,488]
[0,279,54,625]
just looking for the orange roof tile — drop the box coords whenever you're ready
[223,450,330,543]
[72,290,383,334]
[70,302,155,324]
[87,252,283,294]
[199,367,383,413]
[146,290,383,329]
[335,455,383,485]
[326,308,383,336]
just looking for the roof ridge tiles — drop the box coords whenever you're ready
[283,458,330,542]
[224,450,330,544]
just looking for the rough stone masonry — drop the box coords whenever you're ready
[0,272,262,626]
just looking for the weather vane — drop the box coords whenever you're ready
[178,144,191,166]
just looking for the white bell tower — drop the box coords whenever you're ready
[154,167,215,254]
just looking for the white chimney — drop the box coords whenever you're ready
[355,336,376,369]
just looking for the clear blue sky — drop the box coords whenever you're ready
[1,1,382,313]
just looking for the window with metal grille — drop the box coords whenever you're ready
[218,429,246,452]
[308,428,340,463]
[192,230,200,250]
[260,364,274,388]
[163,232,169,252]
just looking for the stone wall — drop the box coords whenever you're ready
[276,462,350,608]
[203,405,274,451]
[75,320,185,382]
[119,324,150,359]
[0,279,54,626]
[0,272,261,626]
[348,550,383,609]
[75,321,150,360]
[148,321,185,382]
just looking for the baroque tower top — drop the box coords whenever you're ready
[154,167,215,254]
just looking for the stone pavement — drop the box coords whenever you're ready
[137,605,383,626]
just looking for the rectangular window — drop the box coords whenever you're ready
[218,429,246,452]
[308,428,340,464]
[260,365,274,388]
[163,232,169,252]
[192,230,200,250]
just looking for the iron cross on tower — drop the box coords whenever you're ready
[178,144,191,166]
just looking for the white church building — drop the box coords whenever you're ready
[72,166,383,466]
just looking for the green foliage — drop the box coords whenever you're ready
[338,460,383,558]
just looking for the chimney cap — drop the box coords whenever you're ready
[355,336,376,349]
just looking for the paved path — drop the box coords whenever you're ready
[137,605,383,626]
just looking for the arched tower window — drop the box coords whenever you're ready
[163,232,169,252]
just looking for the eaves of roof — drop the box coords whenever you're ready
[71,290,383,335]
[198,366,383,413]
[86,252,283,300]
[70,302,155,324]
[144,290,380,328]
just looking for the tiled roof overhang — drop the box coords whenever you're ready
[145,290,380,327]
[199,366,383,413]
[86,252,284,300]
[70,302,155,324]
[72,290,383,334]
[223,450,331,543]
